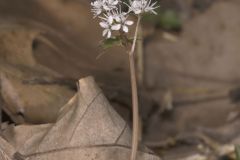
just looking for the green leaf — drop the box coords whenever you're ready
[235,145,240,160]
[101,37,122,49]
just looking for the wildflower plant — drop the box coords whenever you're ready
[91,0,159,160]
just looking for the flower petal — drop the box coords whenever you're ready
[134,9,142,14]
[102,29,108,37]
[108,16,113,24]
[103,5,110,10]
[111,24,121,30]
[100,22,108,28]
[107,30,112,38]
[112,0,118,5]
[123,25,129,33]
[114,16,121,22]
[125,20,134,26]
[151,9,157,15]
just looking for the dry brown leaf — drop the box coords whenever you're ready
[0,26,75,124]
[2,76,160,160]
[0,136,16,160]
[0,25,38,67]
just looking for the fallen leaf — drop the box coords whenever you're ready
[0,26,75,124]
[2,76,160,160]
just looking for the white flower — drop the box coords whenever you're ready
[91,0,158,39]
[91,0,119,17]
[99,15,114,38]
[91,0,105,17]
[103,0,119,11]
[129,0,159,15]
[122,19,134,32]
[112,12,134,33]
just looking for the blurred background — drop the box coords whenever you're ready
[1,0,240,159]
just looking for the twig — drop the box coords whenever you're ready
[129,15,141,160]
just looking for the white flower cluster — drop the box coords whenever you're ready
[91,0,159,38]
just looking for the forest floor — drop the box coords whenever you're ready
[0,0,240,159]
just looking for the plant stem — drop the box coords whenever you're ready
[129,15,141,160]
[136,23,144,87]
[0,100,1,134]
